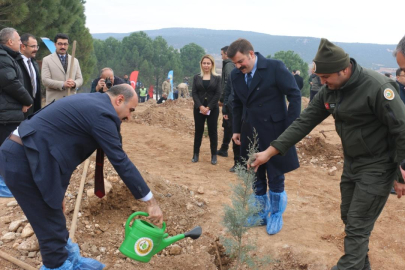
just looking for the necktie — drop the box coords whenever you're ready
[94,148,105,198]
[27,59,36,97]
[246,72,252,88]
[60,55,66,66]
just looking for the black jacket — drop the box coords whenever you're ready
[222,76,233,115]
[220,59,235,102]
[0,45,33,124]
[16,55,42,118]
[192,74,221,110]
[90,76,126,93]
[294,74,304,90]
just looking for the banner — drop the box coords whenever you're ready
[167,70,173,100]
[129,71,139,90]
[41,37,56,54]
[148,85,154,99]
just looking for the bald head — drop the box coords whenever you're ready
[107,84,138,121]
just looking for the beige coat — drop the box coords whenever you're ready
[177,83,189,97]
[162,80,171,96]
[42,52,83,104]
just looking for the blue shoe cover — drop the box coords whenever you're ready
[245,194,268,227]
[40,259,73,270]
[0,175,13,198]
[266,191,287,235]
[65,239,105,270]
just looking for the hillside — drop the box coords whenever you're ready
[92,28,398,69]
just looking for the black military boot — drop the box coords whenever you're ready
[330,255,371,270]
[211,155,217,165]
[191,153,199,163]
[217,146,228,157]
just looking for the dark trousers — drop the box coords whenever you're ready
[221,112,240,163]
[240,121,284,194]
[310,90,319,102]
[0,123,19,145]
[193,107,219,155]
[0,139,69,268]
[140,96,146,103]
[337,168,394,270]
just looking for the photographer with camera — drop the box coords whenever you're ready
[91,67,126,93]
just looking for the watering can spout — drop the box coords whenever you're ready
[158,226,202,252]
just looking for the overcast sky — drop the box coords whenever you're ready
[84,0,404,45]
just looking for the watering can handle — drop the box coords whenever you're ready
[125,211,166,237]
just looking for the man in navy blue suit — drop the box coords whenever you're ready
[0,84,163,270]
[227,38,301,235]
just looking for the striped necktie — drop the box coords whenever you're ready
[27,59,36,97]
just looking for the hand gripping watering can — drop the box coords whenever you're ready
[119,211,202,262]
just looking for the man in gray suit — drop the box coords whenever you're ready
[42,33,83,104]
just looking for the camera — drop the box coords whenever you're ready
[105,77,113,89]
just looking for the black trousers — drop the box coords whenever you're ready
[193,107,219,155]
[310,90,319,102]
[0,123,19,146]
[0,139,69,268]
[221,111,240,163]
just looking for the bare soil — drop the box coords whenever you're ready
[1,97,405,269]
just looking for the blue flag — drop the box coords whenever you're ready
[167,70,173,100]
[41,37,56,54]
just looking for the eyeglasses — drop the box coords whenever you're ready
[56,43,69,46]
[23,44,39,49]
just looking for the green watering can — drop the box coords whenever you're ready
[119,211,202,262]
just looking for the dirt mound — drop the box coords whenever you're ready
[61,159,221,269]
[159,98,194,109]
[301,97,310,108]
[296,135,343,169]
[133,99,194,134]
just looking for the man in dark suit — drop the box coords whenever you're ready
[228,38,301,235]
[0,84,163,270]
[293,70,304,90]
[17,33,41,117]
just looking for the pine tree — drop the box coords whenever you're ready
[221,131,271,269]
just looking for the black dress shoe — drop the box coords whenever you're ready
[217,149,228,157]
[229,165,236,172]
[191,153,199,163]
[211,155,217,165]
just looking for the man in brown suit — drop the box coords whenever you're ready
[42,33,83,104]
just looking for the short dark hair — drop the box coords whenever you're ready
[107,84,134,104]
[21,33,36,44]
[54,33,69,43]
[397,68,403,77]
[394,35,405,57]
[384,72,391,78]
[221,46,229,53]
[227,38,254,59]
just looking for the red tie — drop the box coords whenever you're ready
[94,148,105,198]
